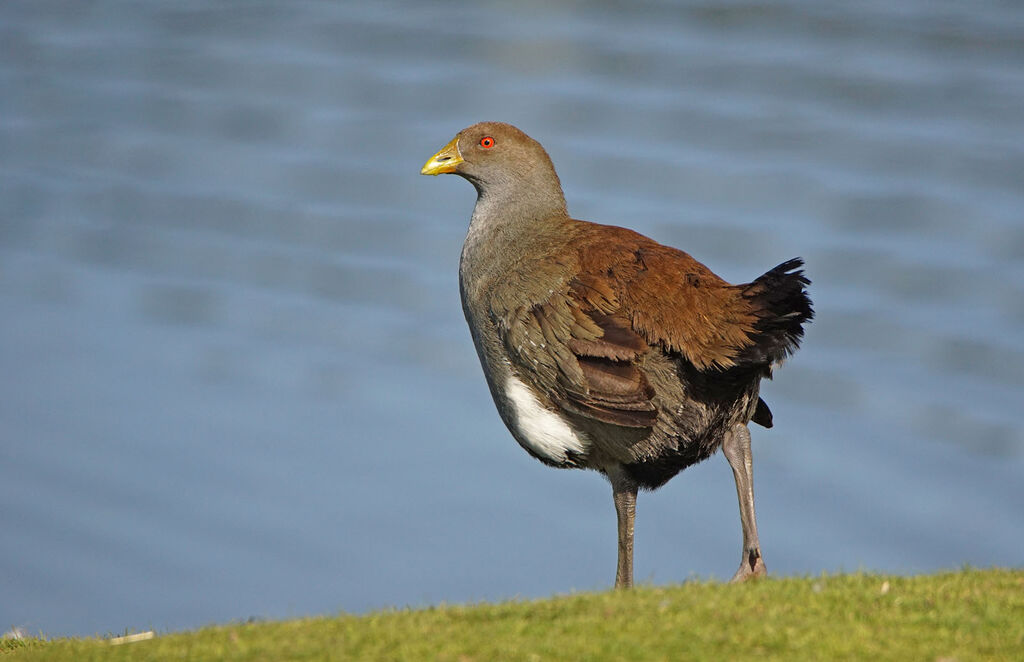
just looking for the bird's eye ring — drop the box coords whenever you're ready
[480,137,495,149]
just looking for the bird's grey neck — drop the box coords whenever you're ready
[464,184,567,249]
[460,187,562,303]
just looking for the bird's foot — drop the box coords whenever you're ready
[729,548,767,583]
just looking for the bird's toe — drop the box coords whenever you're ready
[729,549,767,583]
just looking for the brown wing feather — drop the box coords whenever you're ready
[493,283,657,429]
[573,222,761,371]
[558,307,657,427]
[490,221,792,432]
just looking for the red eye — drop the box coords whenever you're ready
[480,136,495,149]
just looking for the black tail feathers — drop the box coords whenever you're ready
[736,257,813,368]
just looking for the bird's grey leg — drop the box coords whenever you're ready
[607,466,638,589]
[722,423,767,582]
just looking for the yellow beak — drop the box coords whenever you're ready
[420,135,463,175]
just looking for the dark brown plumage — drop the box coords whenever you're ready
[422,122,812,587]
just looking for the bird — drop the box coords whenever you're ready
[421,121,812,588]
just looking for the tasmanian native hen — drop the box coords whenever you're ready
[422,122,813,587]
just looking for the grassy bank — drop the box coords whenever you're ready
[4,569,1022,661]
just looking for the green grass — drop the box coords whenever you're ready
[4,569,1022,661]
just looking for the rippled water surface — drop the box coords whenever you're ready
[2,0,1023,636]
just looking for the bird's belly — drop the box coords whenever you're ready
[501,375,589,466]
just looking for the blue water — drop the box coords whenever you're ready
[2,0,1023,637]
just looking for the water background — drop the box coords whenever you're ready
[2,0,1023,637]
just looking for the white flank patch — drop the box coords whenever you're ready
[504,376,588,463]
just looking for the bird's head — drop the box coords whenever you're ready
[421,122,566,216]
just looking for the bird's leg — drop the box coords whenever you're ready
[722,423,767,582]
[607,466,638,589]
